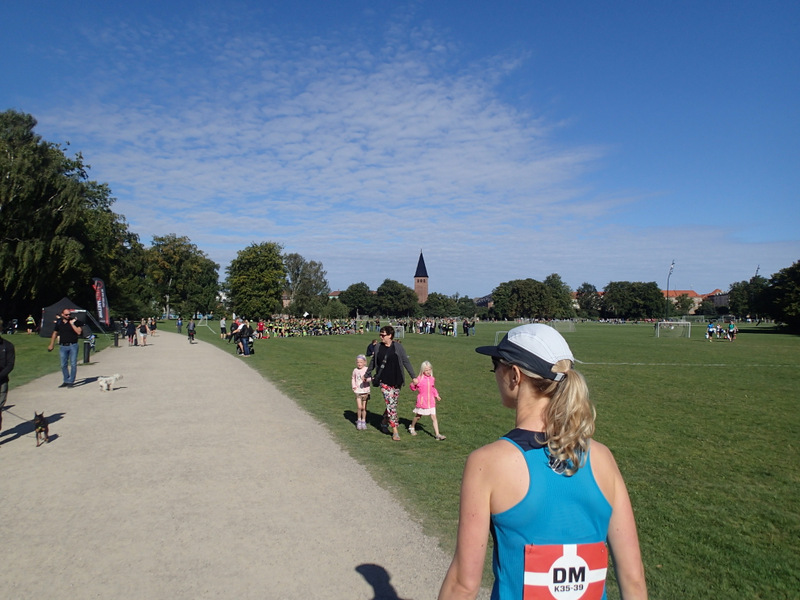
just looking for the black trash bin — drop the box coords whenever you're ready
[113,332,119,347]
[83,340,91,364]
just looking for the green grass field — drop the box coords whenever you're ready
[6,321,799,598]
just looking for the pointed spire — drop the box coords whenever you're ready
[414,250,428,278]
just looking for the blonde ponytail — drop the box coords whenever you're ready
[520,359,595,476]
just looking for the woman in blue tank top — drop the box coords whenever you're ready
[439,324,647,600]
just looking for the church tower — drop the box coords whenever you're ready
[414,250,429,304]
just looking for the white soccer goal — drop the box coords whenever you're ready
[394,325,405,339]
[494,331,509,345]
[550,320,576,333]
[197,315,216,334]
[655,321,691,338]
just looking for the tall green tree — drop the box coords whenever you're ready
[767,261,800,330]
[226,242,285,318]
[422,292,457,317]
[575,282,601,318]
[283,253,330,316]
[106,230,154,319]
[338,282,376,317]
[728,276,770,319]
[145,234,219,318]
[0,110,132,316]
[697,299,719,317]
[602,281,663,319]
[543,273,576,319]
[455,295,478,318]
[376,279,419,317]
[320,297,350,319]
[490,281,513,320]
[672,293,694,316]
[491,279,557,319]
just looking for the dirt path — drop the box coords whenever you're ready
[0,330,483,599]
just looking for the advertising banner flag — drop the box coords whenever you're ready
[92,278,111,326]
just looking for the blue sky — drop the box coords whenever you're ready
[2,1,798,298]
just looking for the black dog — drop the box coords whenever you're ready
[34,412,50,447]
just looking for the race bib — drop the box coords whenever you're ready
[523,542,607,600]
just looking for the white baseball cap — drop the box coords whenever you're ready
[476,324,574,381]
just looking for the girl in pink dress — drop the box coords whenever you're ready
[350,355,370,430]
[408,361,445,440]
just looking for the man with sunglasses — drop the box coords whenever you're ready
[47,308,84,388]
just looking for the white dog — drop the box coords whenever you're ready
[98,373,123,391]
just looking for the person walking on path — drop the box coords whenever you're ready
[368,325,417,441]
[351,354,371,430]
[187,319,196,343]
[0,321,15,433]
[408,360,445,440]
[125,319,137,346]
[139,319,148,346]
[47,308,83,387]
[439,324,647,600]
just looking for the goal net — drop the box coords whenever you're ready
[655,321,691,338]
[394,325,405,339]
[197,315,215,334]
[550,321,576,333]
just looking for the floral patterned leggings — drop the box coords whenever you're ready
[380,384,400,428]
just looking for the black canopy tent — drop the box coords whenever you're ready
[39,297,108,339]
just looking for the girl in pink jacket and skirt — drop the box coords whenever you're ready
[408,361,446,440]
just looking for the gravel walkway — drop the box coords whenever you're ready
[0,330,482,599]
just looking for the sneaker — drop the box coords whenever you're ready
[392,432,401,441]
[435,434,447,441]
[408,427,417,436]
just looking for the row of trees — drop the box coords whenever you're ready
[225,245,482,320]
[3,109,798,330]
[725,268,800,329]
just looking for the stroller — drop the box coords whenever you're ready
[3,318,18,334]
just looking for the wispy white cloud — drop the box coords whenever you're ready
[31,7,795,296]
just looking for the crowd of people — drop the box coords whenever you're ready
[214,316,478,340]
[390,318,478,336]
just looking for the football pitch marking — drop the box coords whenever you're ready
[575,360,798,368]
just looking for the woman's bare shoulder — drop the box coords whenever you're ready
[589,439,623,502]
[466,438,525,480]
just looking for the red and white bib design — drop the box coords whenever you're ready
[523,542,607,600]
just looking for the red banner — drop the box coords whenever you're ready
[92,278,111,326]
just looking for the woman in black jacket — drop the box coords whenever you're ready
[368,325,417,441]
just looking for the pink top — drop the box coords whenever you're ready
[409,374,440,410]
[351,366,369,394]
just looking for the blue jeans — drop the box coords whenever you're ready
[59,342,79,384]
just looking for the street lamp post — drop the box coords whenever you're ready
[665,260,675,321]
